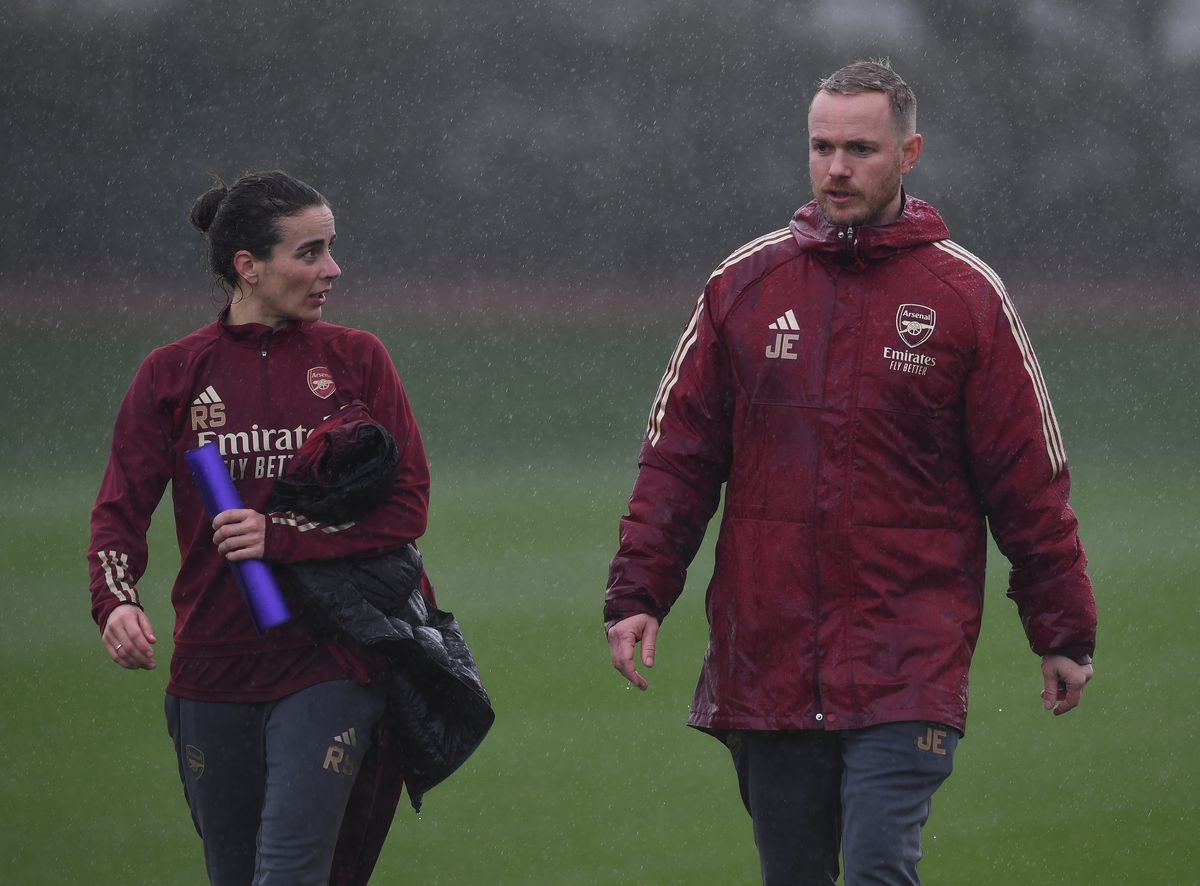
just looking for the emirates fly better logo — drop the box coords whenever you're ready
[884,304,938,377]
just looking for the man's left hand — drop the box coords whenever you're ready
[1040,654,1093,716]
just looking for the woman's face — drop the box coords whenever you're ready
[234,205,341,329]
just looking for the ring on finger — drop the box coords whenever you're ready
[115,643,123,652]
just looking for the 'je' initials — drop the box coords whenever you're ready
[765,332,800,360]
[916,726,948,756]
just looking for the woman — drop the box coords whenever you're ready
[88,170,430,885]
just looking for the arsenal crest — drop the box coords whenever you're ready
[307,366,336,399]
[185,744,206,779]
[896,304,936,348]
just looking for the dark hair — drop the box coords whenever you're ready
[189,170,329,293]
[815,59,917,136]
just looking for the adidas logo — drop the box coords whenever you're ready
[193,385,222,406]
[765,309,801,360]
[768,309,800,331]
[334,728,358,748]
[190,385,227,431]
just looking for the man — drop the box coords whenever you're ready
[604,60,1096,885]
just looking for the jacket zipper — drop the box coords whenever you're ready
[813,238,854,728]
[812,255,852,728]
[835,246,871,725]
[837,225,857,260]
[260,335,271,416]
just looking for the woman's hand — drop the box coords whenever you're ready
[212,509,267,561]
[102,604,157,670]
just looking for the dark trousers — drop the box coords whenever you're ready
[165,679,388,886]
[728,722,959,886]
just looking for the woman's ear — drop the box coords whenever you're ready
[232,250,259,287]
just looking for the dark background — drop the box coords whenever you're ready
[5,0,1199,293]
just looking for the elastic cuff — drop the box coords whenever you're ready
[261,514,290,562]
[99,600,144,633]
[603,607,666,635]
[1044,648,1093,666]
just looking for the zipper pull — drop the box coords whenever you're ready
[834,226,860,266]
[261,341,268,357]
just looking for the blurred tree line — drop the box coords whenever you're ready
[3,0,1198,290]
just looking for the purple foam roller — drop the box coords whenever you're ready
[185,442,292,632]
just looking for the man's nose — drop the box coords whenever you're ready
[828,150,852,178]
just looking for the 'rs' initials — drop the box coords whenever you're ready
[323,745,356,776]
[765,332,800,360]
[916,726,948,755]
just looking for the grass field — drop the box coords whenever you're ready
[2,289,1196,884]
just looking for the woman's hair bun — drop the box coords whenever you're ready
[189,182,229,234]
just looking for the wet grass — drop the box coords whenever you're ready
[1,308,1195,883]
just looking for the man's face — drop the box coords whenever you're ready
[808,90,921,227]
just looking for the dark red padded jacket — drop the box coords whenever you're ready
[606,196,1096,734]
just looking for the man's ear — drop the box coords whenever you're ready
[901,132,923,175]
[232,250,258,287]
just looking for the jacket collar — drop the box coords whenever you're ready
[216,308,313,348]
[789,191,950,267]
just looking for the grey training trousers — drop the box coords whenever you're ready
[727,721,959,886]
[165,678,388,886]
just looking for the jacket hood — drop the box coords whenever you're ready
[789,192,950,267]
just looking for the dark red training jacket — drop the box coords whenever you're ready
[88,316,430,702]
[606,196,1096,734]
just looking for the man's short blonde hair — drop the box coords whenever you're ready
[815,59,917,136]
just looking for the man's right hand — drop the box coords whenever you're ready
[102,604,157,670]
[607,613,659,691]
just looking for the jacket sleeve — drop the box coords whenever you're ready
[604,289,735,628]
[263,334,430,563]
[88,353,176,632]
[964,289,1097,661]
